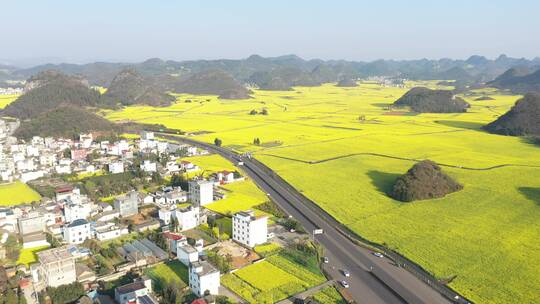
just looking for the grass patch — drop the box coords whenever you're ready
[254,243,282,257]
[312,286,346,304]
[17,245,50,266]
[223,251,325,303]
[145,260,189,290]
[0,181,41,206]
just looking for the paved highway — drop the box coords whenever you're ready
[167,135,457,304]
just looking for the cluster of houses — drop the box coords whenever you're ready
[0,87,23,95]
[0,121,207,184]
[0,127,274,303]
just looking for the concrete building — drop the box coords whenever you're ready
[189,179,213,206]
[189,261,220,296]
[115,277,157,304]
[108,161,125,174]
[140,160,157,173]
[177,244,199,266]
[22,232,49,249]
[175,206,200,231]
[63,199,92,223]
[140,131,154,140]
[232,210,268,248]
[31,247,77,288]
[18,212,45,235]
[94,222,129,241]
[63,219,92,244]
[114,191,139,217]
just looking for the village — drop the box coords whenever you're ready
[0,124,317,304]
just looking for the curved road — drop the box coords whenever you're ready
[166,135,461,304]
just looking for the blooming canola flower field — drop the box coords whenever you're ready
[106,81,540,304]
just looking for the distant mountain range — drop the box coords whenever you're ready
[2,54,540,90]
[488,66,540,93]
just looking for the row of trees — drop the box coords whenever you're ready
[249,108,269,115]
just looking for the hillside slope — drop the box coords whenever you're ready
[172,69,252,98]
[14,106,118,139]
[2,70,100,119]
[101,69,175,107]
[393,87,470,113]
[483,93,540,136]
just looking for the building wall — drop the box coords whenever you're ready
[42,258,77,287]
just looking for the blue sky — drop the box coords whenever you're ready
[1,0,539,65]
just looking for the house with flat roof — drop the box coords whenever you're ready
[232,210,268,248]
[114,191,139,217]
[189,261,220,297]
[115,277,157,304]
[31,246,76,288]
[189,179,213,206]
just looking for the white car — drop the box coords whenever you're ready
[372,252,384,258]
[341,280,349,288]
[342,269,350,277]
[322,257,329,263]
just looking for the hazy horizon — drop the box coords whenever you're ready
[2,0,540,67]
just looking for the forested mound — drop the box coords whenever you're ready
[336,78,358,87]
[172,69,251,97]
[3,71,100,119]
[391,160,463,202]
[248,66,324,90]
[218,89,252,99]
[393,87,470,113]
[483,93,540,136]
[488,67,540,93]
[14,106,118,139]
[101,69,174,107]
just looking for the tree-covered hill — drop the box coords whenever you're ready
[101,68,175,107]
[393,87,470,113]
[2,70,100,119]
[14,106,118,139]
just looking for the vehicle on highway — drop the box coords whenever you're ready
[372,252,384,258]
[322,256,329,263]
[340,280,349,288]
[342,269,350,277]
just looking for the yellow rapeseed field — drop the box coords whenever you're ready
[106,81,540,304]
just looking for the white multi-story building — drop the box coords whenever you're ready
[188,180,213,206]
[109,161,125,174]
[140,131,154,140]
[63,199,92,223]
[63,219,92,244]
[31,247,77,288]
[140,160,157,173]
[18,211,45,235]
[175,206,200,231]
[177,244,199,266]
[94,222,129,241]
[232,210,268,247]
[114,191,139,217]
[158,207,173,225]
[189,261,220,296]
